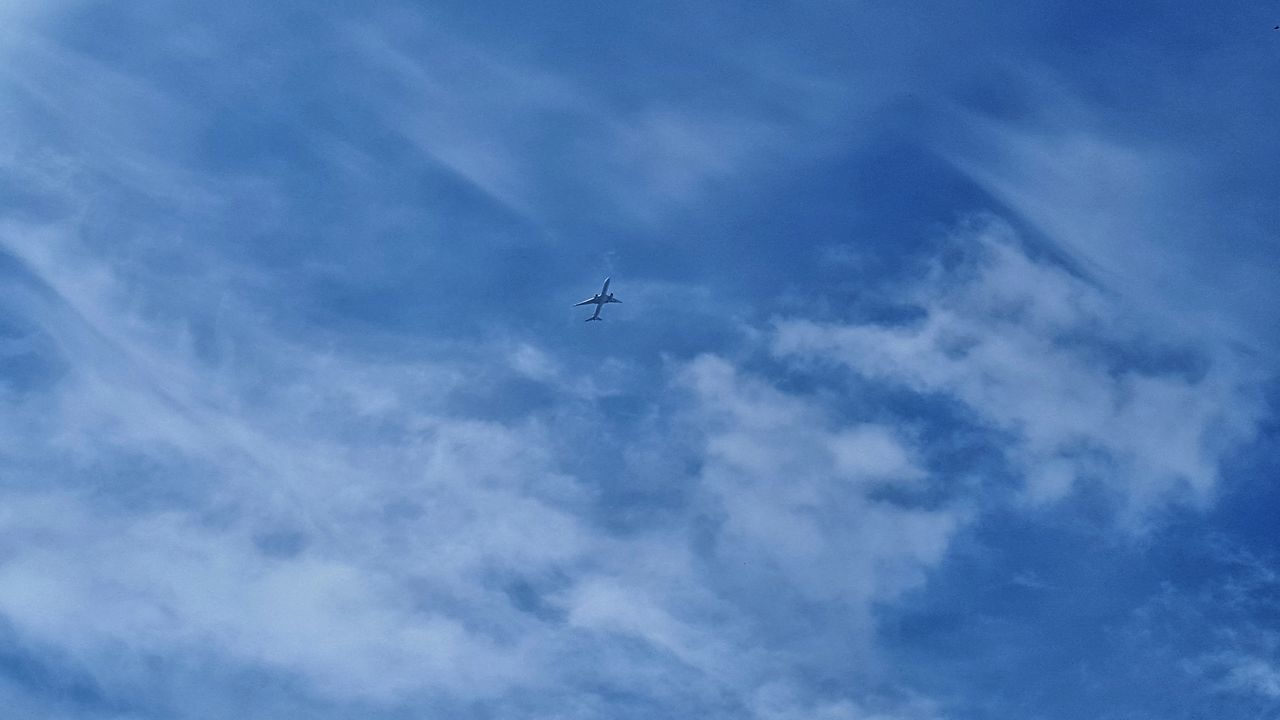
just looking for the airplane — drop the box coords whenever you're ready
[574,277,622,322]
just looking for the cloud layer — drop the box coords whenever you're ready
[775,219,1264,516]
[0,2,1276,719]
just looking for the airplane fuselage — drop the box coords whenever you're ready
[575,279,621,321]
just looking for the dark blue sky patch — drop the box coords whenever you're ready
[0,620,144,718]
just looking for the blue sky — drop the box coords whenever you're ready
[0,2,1277,718]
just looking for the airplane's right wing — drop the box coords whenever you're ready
[574,297,598,307]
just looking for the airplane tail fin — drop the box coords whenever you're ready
[585,317,602,322]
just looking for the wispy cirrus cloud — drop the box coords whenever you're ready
[943,84,1280,357]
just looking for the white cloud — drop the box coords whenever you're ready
[675,354,962,635]
[1221,655,1280,699]
[774,219,1264,518]
[752,680,945,720]
[0,191,997,720]
[0,495,537,701]
[0,213,968,717]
